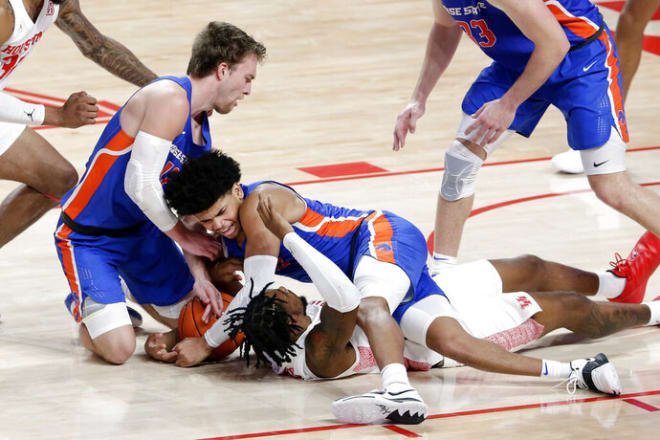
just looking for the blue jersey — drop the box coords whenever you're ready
[223,181,443,304]
[442,0,603,72]
[59,76,212,230]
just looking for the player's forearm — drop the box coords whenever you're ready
[183,250,211,282]
[83,36,157,87]
[0,92,45,125]
[282,232,360,313]
[500,42,567,110]
[204,255,277,347]
[411,23,461,103]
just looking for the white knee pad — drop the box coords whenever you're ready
[353,256,411,314]
[82,297,132,339]
[580,127,627,176]
[440,140,484,201]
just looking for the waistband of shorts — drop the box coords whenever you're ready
[569,14,604,52]
[60,212,146,237]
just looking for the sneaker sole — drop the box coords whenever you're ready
[332,395,427,425]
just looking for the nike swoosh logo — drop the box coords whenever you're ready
[543,363,548,376]
[593,160,609,167]
[583,60,598,72]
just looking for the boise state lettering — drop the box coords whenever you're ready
[441,0,602,72]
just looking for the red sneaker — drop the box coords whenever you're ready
[608,232,660,303]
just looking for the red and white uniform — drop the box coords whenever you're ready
[273,301,444,380]
[1,0,58,88]
[0,0,59,154]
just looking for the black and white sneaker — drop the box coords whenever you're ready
[568,353,622,396]
[332,388,427,424]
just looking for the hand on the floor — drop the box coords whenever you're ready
[145,332,178,363]
[173,336,213,367]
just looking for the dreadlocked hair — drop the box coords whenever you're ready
[225,280,302,368]
[164,150,241,216]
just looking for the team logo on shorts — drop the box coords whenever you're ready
[516,295,532,309]
[376,243,392,252]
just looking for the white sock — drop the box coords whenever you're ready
[381,363,410,391]
[643,301,660,325]
[541,360,573,379]
[595,271,626,298]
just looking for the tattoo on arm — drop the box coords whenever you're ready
[56,4,157,87]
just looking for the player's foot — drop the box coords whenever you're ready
[551,149,584,174]
[332,388,428,424]
[608,232,660,303]
[64,294,143,327]
[568,354,621,396]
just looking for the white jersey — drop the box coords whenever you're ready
[0,0,59,89]
[273,301,444,381]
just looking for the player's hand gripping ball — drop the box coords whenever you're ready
[178,294,244,360]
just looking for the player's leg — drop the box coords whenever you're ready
[529,291,660,339]
[0,126,78,248]
[401,294,621,395]
[616,0,660,99]
[431,64,545,272]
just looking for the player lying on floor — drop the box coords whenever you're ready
[147,195,660,425]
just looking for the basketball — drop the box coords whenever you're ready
[178,293,245,360]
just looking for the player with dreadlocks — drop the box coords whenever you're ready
[217,194,660,425]
[153,150,660,424]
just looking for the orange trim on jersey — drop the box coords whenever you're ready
[299,208,371,238]
[545,3,597,39]
[297,208,326,228]
[55,225,82,322]
[597,32,629,141]
[64,130,134,220]
[370,214,395,264]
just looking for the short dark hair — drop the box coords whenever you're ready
[187,22,266,77]
[164,150,241,216]
[225,282,301,368]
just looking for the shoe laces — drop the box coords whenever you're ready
[565,372,579,395]
[609,253,628,273]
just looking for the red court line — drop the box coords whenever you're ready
[383,425,421,438]
[285,146,660,187]
[4,86,66,102]
[203,389,660,440]
[623,398,660,412]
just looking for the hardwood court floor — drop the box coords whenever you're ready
[1,1,660,439]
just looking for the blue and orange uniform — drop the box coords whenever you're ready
[222,181,445,320]
[443,0,627,149]
[54,76,211,322]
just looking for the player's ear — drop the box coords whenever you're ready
[233,182,244,200]
[216,62,229,81]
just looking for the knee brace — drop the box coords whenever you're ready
[440,140,484,201]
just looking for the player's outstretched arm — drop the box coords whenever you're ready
[56,0,157,87]
[393,1,461,151]
[258,194,360,377]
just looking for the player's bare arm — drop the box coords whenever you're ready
[242,184,306,257]
[256,193,359,378]
[121,83,222,260]
[56,0,157,87]
[393,1,461,151]
[0,0,15,45]
[465,0,570,144]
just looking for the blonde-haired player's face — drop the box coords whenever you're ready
[214,53,257,114]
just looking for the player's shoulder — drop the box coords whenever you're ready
[139,79,189,115]
[0,0,15,44]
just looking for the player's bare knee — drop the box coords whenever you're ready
[518,254,548,286]
[590,182,625,212]
[48,162,78,197]
[440,140,484,202]
[93,330,136,365]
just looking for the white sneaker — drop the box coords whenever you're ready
[332,388,428,424]
[567,353,621,396]
[551,149,584,174]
